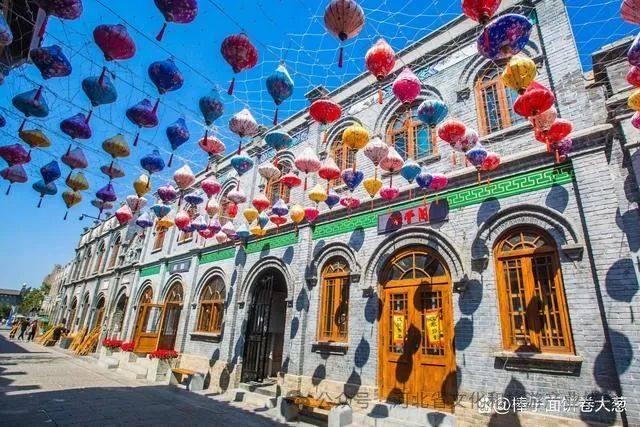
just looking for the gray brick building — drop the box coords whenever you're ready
[51,1,639,425]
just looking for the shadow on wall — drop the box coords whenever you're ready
[235,249,246,267]
[454,317,473,352]
[477,197,501,226]
[364,291,382,324]
[354,337,370,369]
[290,316,299,340]
[282,246,294,264]
[616,207,640,252]
[344,369,362,399]
[312,364,326,386]
[594,329,633,391]
[545,184,569,213]
[296,287,309,312]
[458,279,482,316]
[349,227,365,251]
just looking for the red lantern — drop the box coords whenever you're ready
[535,119,573,145]
[628,66,640,88]
[513,82,555,118]
[220,33,258,95]
[280,172,302,189]
[309,99,342,144]
[270,215,287,227]
[365,38,396,104]
[225,202,238,218]
[462,0,502,25]
[324,0,365,68]
[437,120,467,144]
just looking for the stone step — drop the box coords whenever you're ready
[218,388,278,410]
[356,402,455,427]
[238,381,279,397]
[116,364,147,380]
[97,356,119,370]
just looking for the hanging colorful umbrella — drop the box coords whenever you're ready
[529,107,557,132]
[164,118,189,167]
[628,90,640,111]
[174,208,191,230]
[380,186,399,202]
[101,163,125,180]
[33,180,57,207]
[466,144,489,183]
[230,151,254,178]
[318,156,341,191]
[534,119,573,162]
[258,162,281,182]
[82,74,118,122]
[513,81,555,118]
[325,188,340,209]
[477,14,532,61]
[174,164,195,190]
[235,223,251,241]
[438,119,467,148]
[62,189,82,220]
[294,146,321,190]
[201,177,221,199]
[265,130,293,165]
[93,24,136,84]
[340,168,364,192]
[340,195,360,210]
[309,98,342,144]
[324,0,365,68]
[148,57,184,95]
[30,45,72,80]
[136,211,154,230]
[400,159,421,184]
[34,0,83,39]
[430,173,448,192]
[127,194,148,213]
[198,135,226,170]
[256,213,269,229]
[115,204,133,225]
[462,0,502,24]
[1,164,28,195]
[365,38,396,104]
[229,108,259,154]
[61,147,88,178]
[199,88,224,126]
[280,172,302,196]
[96,182,117,203]
[290,204,305,228]
[416,167,432,191]
[126,99,159,147]
[342,123,369,171]
[102,134,130,159]
[266,62,294,125]
[628,33,640,67]
[452,128,479,165]
[481,152,501,183]
[632,112,640,130]
[308,183,328,205]
[153,0,198,41]
[66,171,89,192]
[553,138,573,162]
[627,66,640,88]
[133,174,151,197]
[215,230,229,244]
[140,149,166,184]
[502,55,537,94]
[227,188,247,205]
[12,89,49,131]
[220,33,258,95]
[305,206,320,223]
[0,14,13,47]
[363,176,382,208]
[205,198,219,217]
[40,160,61,184]
[158,184,178,204]
[252,193,271,213]
[417,99,448,129]
[150,202,171,219]
[19,129,51,154]
[621,0,640,25]
[243,207,259,224]
[380,146,405,187]
[363,136,389,179]
[91,199,114,212]
[60,113,92,140]
[392,67,421,105]
[0,143,30,166]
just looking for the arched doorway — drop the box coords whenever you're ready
[378,246,457,411]
[133,287,159,353]
[91,296,106,331]
[109,292,128,339]
[67,297,78,330]
[157,283,184,350]
[241,268,287,383]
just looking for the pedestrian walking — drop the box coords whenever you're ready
[16,320,28,340]
[27,320,38,341]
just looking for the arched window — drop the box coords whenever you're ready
[165,283,184,304]
[81,249,92,278]
[153,223,166,252]
[140,286,153,304]
[265,161,292,205]
[385,248,447,282]
[331,137,355,171]
[475,67,524,135]
[386,103,436,160]
[93,243,106,274]
[195,277,225,334]
[318,257,350,342]
[494,228,574,354]
[108,236,121,269]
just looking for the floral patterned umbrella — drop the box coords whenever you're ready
[513,81,555,118]
[201,176,221,199]
[61,147,88,179]
[157,184,178,204]
[60,113,92,140]
[264,130,293,166]
[309,98,341,144]
[294,146,321,190]
[93,24,136,85]
[417,99,448,128]
[0,143,30,166]
[12,89,49,131]
[466,144,489,183]
[1,164,28,195]
[364,136,389,178]
[148,57,184,95]
[82,74,118,121]
[154,0,198,41]
[66,171,89,192]
[199,88,224,148]
[342,124,369,171]
[324,0,365,67]
[365,38,395,104]
[220,33,258,95]
[621,0,640,25]
[62,189,82,220]
[266,63,294,125]
[392,67,421,105]
[126,99,159,147]
[477,14,532,61]
[40,160,61,184]
[127,195,148,213]
[462,0,502,24]
[140,149,166,183]
[30,45,72,80]
[34,0,83,40]
[33,180,57,208]
[165,118,189,167]
[19,129,51,155]
[229,108,259,154]
[115,204,133,225]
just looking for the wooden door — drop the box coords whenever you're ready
[133,304,164,353]
[157,302,182,350]
[379,248,456,412]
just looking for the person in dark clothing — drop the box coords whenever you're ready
[27,320,37,341]
[16,320,28,340]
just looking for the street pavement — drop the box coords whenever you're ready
[0,331,283,426]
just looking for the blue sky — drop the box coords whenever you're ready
[0,0,635,290]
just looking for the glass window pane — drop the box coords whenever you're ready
[415,125,431,158]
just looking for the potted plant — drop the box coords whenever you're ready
[119,341,137,363]
[100,338,123,357]
[147,349,179,382]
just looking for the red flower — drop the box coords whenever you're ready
[120,342,135,352]
[102,338,123,349]
[148,349,179,360]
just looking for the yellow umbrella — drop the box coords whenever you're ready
[290,204,305,224]
[134,174,151,197]
[243,207,259,223]
[629,89,640,111]
[308,183,328,204]
[502,55,537,94]
[19,129,51,149]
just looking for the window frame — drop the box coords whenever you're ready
[93,243,106,274]
[152,223,167,253]
[494,227,574,355]
[317,257,351,343]
[386,104,438,161]
[474,67,523,136]
[194,277,225,334]
[264,161,292,205]
[107,236,121,270]
[331,137,356,171]
[177,205,198,244]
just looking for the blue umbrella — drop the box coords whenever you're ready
[40,160,61,184]
[165,118,190,167]
[32,180,57,208]
[266,63,294,125]
[148,57,184,95]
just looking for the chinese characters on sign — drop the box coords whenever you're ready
[377,200,449,234]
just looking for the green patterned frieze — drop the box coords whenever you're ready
[245,231,298,254]
[199,247,236,265]
[139,264,161,277]
[312,163,575,240]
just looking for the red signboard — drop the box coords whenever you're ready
[377,200,449,234]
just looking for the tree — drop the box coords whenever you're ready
[20,288,44,315]
[0,303,11,319]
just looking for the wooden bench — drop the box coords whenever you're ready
[284,395,337,411]
[281,395,351,426]
[170,368,206,392]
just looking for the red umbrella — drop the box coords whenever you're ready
[324,0,365,68]
[309,99,341,144]
[365,38,396,104]
[513,81,555,118]
[220,33,258,95]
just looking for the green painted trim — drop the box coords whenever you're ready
[245,231,298,254]
[312,163,575,240]
[199,247,236,265]
[139,264,161,277]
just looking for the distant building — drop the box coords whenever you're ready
[0,284,27,307]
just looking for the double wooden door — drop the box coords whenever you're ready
[380,279,456,411]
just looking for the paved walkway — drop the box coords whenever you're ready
[0,331,283,426]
